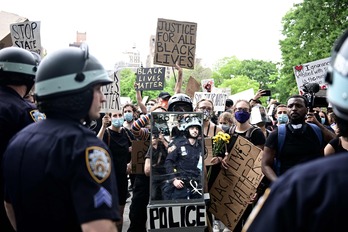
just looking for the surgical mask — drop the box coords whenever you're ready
[124,112,133,122]
[234,111,250,123]
[203,110,212,121]
[112,118,124,128]
[146,106,152,112]
[321,117,326,124]
[220,124,230,131]
[278,114,288,124]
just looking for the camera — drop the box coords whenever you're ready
[301,83,328,110]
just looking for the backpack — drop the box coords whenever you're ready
[228,124,259,141]
[274,123,323,175]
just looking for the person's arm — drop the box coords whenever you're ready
[81,219,117,232]
[306,113,336,144]
[261,146,278,182]
[97,114,110,139]
[134,83,147,114]
[4,201,16,231]
[174,62,183,94]
[144,158,151,176]
[131,113,151,140]
[324,143,336,156]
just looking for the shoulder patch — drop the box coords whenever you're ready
[85,146,112,183]
[29,110,46,122]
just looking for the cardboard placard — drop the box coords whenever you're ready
[131,140,150,174]
[193,92,228,112]
[208,136,264,231]
[10,21,42,55]
[204,138,214,166]
[186,76,201,99]
[136,67,166,90]
[101,71,121,113]
[154,18,197,69]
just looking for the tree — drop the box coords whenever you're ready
[279,0,348,102]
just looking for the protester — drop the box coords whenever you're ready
[262,94,335,183]
[97,110,135,232]
[3,46,120,232]
[243,28,348,232]
[0,47,40,232]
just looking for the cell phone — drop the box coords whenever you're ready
[261,90,271,96]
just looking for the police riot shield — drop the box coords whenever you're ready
[147,112,206,231]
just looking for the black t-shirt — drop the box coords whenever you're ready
[266,124,324,175]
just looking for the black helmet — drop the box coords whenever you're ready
[35,44,112,121]
[0,47,38,94]
[325,30,348,120]
[167,93,193,112]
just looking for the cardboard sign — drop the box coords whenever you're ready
[131,140,150,174]
[208,136,263,231]
[101,71,121,113]
[136,67,166,90]
[10,21,42,55]
[154,18,197,69]
[186,76,201,99]
[293,57,330,96]
[204,138,214,166]
[147,204,206,230]
[193,92,228,112]
[201,79,214,92]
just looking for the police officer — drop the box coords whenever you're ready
[3,45,120,232]
[242,29,348,232]
[164,116,203,200]
[0,47,40,232]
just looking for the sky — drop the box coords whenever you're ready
[2,0,302,70]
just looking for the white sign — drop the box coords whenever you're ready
[10,21,42,55]
[293,57,330,93]
[147,204,206,230]
[193,92,227,111]
[101,71,121,112]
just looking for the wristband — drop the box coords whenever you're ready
[204,193,210,200]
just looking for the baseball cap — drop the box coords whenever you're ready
[158,91,171,100]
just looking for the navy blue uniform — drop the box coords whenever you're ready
[0,86,40,232]
[3,118,120,232]
[164,136,203,199]
[245,153,348,232]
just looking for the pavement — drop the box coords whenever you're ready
[122,180,132,232]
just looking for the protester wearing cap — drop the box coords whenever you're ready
[157,91,171,109]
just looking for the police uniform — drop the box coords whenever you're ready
[0,86,41,232]
[244,154,348,232]
[3,118,120,232]
[164,135,203,200]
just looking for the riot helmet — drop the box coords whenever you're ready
[0,47,38,95]
[167,93,193,112]
[325,30,348,120]
[184,116,202,138]
[35,44,112,121]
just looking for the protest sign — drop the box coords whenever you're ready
[131,140,150,174]
[293,57,330,97]
[10,21,42,55]
[186,76,201,99]
[136,67,166,90]
[193,92,227,112]
[204,138,214,166]
[209,136,263,231]
[201,79,214,92]
[154,18,197,69]
[101,71,121,113]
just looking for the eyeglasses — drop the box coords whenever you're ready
[235,108,249,112]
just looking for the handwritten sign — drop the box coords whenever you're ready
[201,79,214,92]
[193,92,228,112]
[204,138,214,166]
[293,57,330,94]
[136,67,165,90]
[131,140,150,174]
[10,21,42,55]
[147,204,206,230]
[154,18,197,69]
[186,76,201,99]
[101,71,121,112]
[209,136,263,231]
